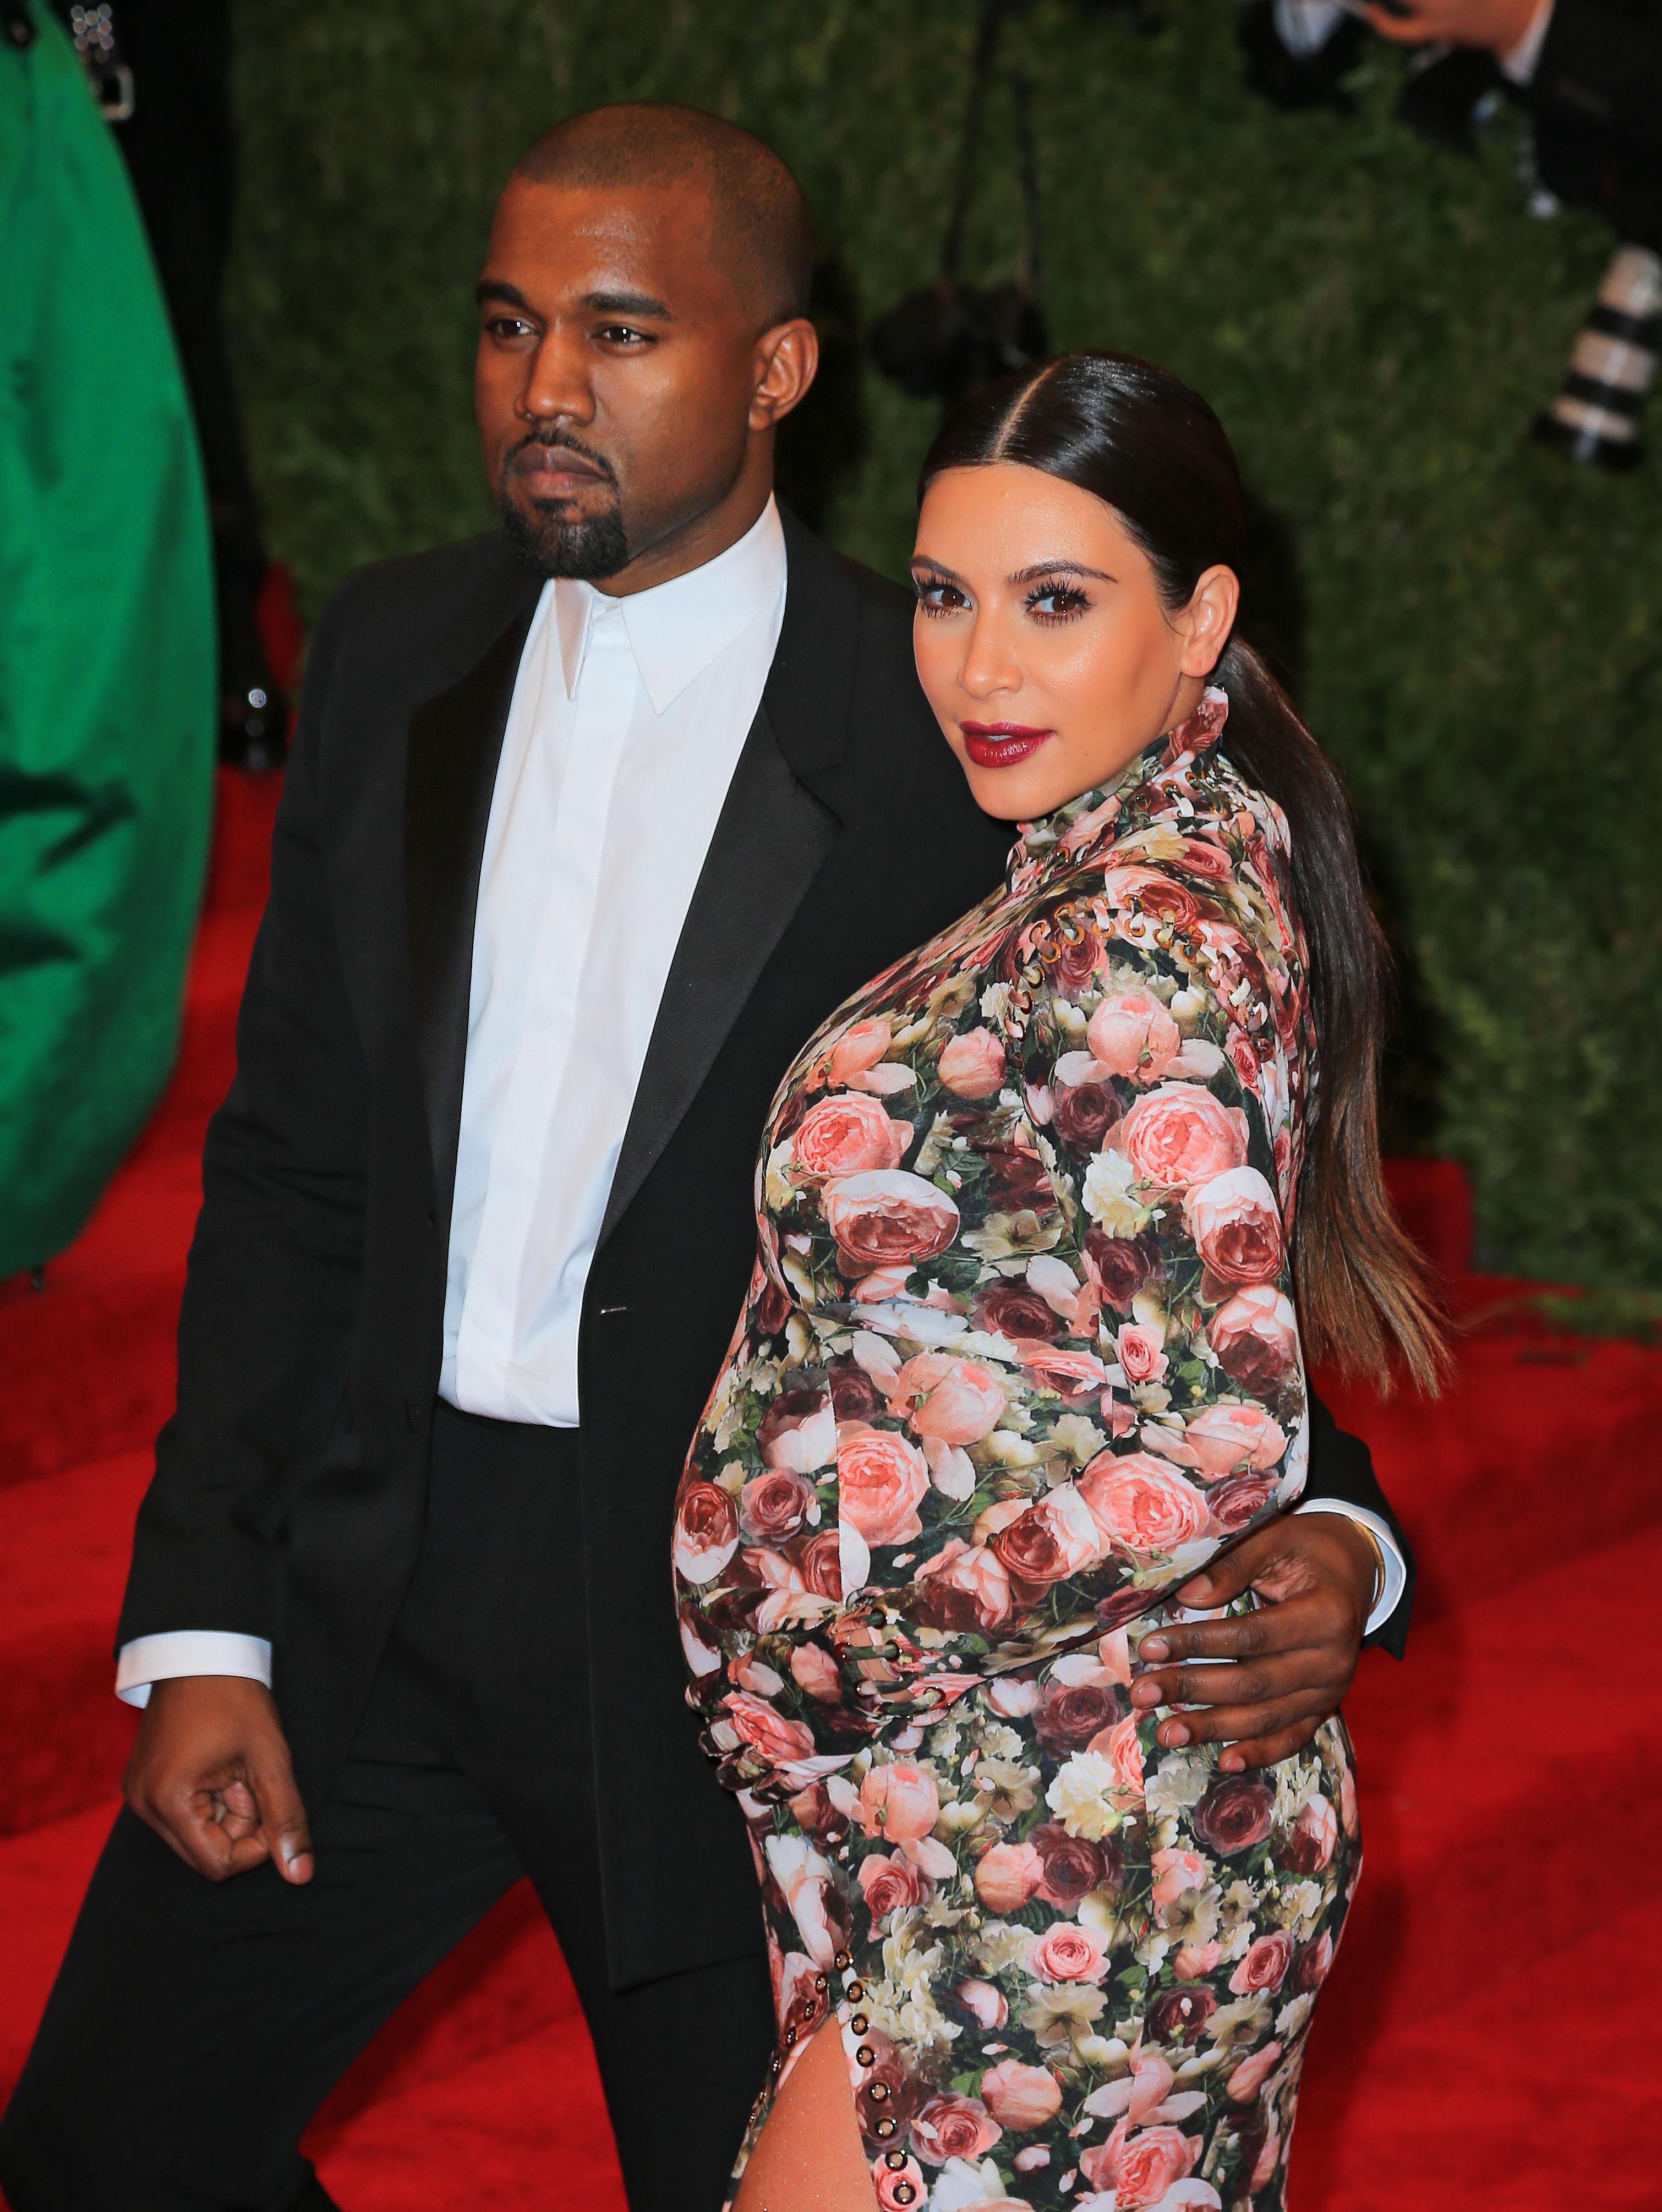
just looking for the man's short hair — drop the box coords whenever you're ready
[514,102,814,327]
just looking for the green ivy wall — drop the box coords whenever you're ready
[227,0,1662,1288]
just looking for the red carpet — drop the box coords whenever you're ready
[2,771,1656,2208]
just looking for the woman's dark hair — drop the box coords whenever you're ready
[920,351,1447,1393]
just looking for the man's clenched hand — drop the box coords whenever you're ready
[1130,1515,1380,1774]
[124,1675,314,1884]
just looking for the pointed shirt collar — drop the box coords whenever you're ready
[551,495,788,715]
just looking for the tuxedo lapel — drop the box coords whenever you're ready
[404,576,540,1209]
[598,702,838,1245]
[597,513,859,1247]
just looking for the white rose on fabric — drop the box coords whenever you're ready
[925,1436,977,1500]
[1045,1751,1124,1841]
[931,2156,1029,2212]
[1083,1148,1152,1238]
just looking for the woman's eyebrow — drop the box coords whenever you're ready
[1009,560,1116,584]
[909,555,964,579]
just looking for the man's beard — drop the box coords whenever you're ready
[497,431,630,580]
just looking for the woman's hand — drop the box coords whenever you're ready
[1129,1514,1381,1772]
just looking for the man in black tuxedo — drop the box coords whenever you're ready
[0,103,1415,2212]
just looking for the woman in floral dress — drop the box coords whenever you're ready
[673,353,1444,2212]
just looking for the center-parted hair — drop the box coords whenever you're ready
[514,102,814,328]
[922,351,1448,1393]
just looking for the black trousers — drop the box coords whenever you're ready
[0,1403,774,2212]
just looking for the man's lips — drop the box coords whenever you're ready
[507,444,612,499]
[960,721,1054,768]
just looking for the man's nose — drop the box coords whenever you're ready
[516,326,596,425]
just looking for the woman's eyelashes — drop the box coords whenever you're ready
[912,571,967,617]
[911,571,1091,625]
[1023,578,1091,624]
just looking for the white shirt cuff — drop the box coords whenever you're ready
[1502,0,1553,84]
[1293,1501,1407,1637]
[116,1632,275,1709]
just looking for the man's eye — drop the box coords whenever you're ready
[485,316,535,342]
[594,325,651,347]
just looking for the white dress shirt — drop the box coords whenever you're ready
[114,491,1402,1703]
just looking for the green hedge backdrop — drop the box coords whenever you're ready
[226,0,1662,1290]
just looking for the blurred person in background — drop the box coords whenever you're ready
[52,0,291,764]
[0,2,214,1285]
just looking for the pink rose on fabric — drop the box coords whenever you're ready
[1180,834,1233,881]
[872,2154,929,2211]
[1173,1940,1223,1980]
[1086,989,1180,1082]
[673,1482,740,1585]
[938,1026,1006,1098]
[990,1482,1105,1586]
[912,1538,1014,1632]
[837,1427,929,1548]
[1182,1402,1287,1481]
[1280,1795,1338,1874]
[827,1017,894,1086]
[792,1091,909,1178]
[1079,1451,1210,1557]
[980,2060,1062,2131]
[859,1761,939,1841]
[895,1353,1005,1445]
[1029,1921,1111,1984]
[1226,2039,1283,2104]
[1207,1472,1280,1533]
[1079,2120,1200,2208]
[909,2093,1002,2166]
[720,1691,816,1767]
[1293,1930,1335,1994]
[974,1840,1044,1910]
[1151,1846,1210,1921]
[1229,1930,1295,1995]
[1119,1083,1248,1189]
[859,1849,933,1922]
[740,1467,817,1541]
[1100,865,1202,929]
[954,1979,1009,2030]
[1116,1322,1168,1384]
[1018,1344,1111,1405]
[757,1389,838,1475]
[790,1642,842,1703]
[1186,1167,1284,1287]
[823,1169,960,1272]
[1088,1713,1146,1800]
[1208,1285,1299,1391]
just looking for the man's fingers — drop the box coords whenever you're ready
[1137,1592,1338,1669]
[1165,1531,1275,1622]
[130,1787,267,1882]
[1217,1717,1323,1773]
[1152,1690,1332,1756]
[1136,1647,1342,1719]
[247,1751,314,1884]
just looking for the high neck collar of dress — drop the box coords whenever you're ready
[1010,686,1231,880]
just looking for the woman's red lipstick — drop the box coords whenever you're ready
[961,721,1054,768]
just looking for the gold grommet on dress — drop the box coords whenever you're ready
[850,2012,869,2033]
[874,2117,896,2139]
[884,2149,909,2169]
[868,2081,889,2103]
[833,1951,852,1971]
[856,2045,874,2066]
[846,1981,865,2001]
[894,2187,916,2205]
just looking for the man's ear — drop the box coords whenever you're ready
[750,319,819,431]
[1178,563,1241,678]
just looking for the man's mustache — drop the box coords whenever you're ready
[503,428,619,486]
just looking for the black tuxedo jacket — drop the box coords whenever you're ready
[118,506,1414,1992]
[1529,0,1662,228]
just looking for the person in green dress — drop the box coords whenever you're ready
[0,2,215,1278]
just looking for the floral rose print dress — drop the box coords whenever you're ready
[673,693,1360,2212]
